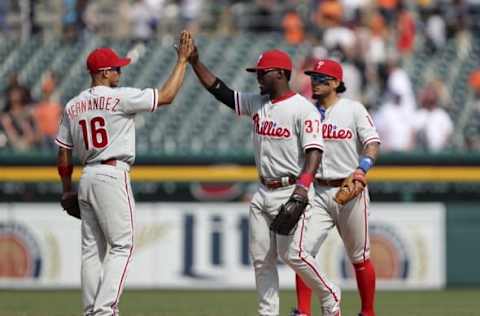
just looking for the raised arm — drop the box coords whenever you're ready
[189,46,236,109]
[156,31,194,106]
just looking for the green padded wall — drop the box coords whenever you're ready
[447,203,480,286]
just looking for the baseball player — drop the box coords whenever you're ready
[291,60,381,316]
[189,48,341,316]
[56,31,194,316]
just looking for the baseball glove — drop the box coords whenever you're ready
[270,188,309,235]
[334,169,367,205]
[61,192,81,219]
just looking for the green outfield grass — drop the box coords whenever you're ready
[0,289,479,316]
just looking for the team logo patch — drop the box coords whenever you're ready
[340,223,410,280]
[0,222,42,278]
[257,54,263,64]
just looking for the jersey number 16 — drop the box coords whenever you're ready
[79,116,109,150]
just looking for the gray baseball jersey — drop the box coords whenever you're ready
[234,91,324,177]
[316,97,380,179]
[234,91,341,316]
[55,86,158,165]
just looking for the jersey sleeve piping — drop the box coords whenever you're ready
[234,91,241,116]
[363,136,381,146]
[55,138,73,149]
[150,88,158,112]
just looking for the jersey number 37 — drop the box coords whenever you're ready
[304,119,321,133]
[79,116,109,150]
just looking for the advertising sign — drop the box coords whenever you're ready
[0,203,445,289]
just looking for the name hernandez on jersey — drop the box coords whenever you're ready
[66,96,121,120]
[234,90,323,179]
[316,98,381,180]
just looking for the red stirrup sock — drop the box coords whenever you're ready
[354,259,376,316]
[295,274,312,316]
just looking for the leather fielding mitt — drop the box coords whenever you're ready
[334,169,367,205]
[61,192,81,219]
[270,189,309,235]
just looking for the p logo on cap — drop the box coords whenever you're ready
[304,59,343,81]
[86,47,131,73]
[246,49,293,72]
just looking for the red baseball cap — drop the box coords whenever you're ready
[86,47,131,73]
[304,59,343,81]
[246,49,293,72]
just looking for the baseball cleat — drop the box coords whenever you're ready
[322,301,341,316]
[289,308,308,316]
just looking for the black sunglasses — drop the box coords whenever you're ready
[257,68,280,77]
[311,75,334,84]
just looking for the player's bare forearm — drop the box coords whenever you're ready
[355,141,380,183]
[363,141,380,160]
[156,60,189,106]
[293,148,321,195]
[57,147,73,193]
[189,46,236,109]
[157,30,193,106]
[191,59,217,89]
[301,148,322,175]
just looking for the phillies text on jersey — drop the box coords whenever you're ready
[317,97,381,179]
[234,91,323,179]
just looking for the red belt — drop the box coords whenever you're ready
[260,176,296,189]
[315,178,345,187]
[101,159,117,166]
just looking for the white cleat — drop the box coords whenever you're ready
[322,307,341,316]
[322,297,341,316]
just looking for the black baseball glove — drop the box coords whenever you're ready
[61,192,81,219]
[270,187,309,235]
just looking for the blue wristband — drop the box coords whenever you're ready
[358,156,374,173]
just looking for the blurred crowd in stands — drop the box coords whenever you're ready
[1,0,480,153]
[0,71,61,151]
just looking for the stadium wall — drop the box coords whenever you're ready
[1,152,479,287]
[446,203,480,286]
[1,201,478,289]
